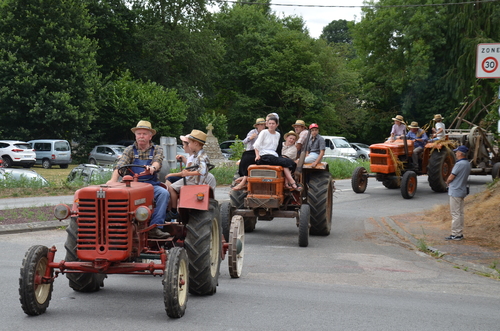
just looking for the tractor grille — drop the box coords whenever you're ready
[249,169,278,178]
[371,156,388,165]
[77,198,129,252]
[250,182,277,195]
[371,148,387,155]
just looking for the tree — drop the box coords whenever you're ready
[352,0,500,142]
[0,0,100,141]
[320,19,353,44]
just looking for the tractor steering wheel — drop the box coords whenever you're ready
[117,164,149,178]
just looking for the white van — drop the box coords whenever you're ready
[28,139,72,169]
[321,136,357,160]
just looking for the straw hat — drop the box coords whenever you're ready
[131,120,156,135]
[254,118,266,127]
[392,115,404,122]
[284,130,299,140]
[408,121,420,129]
[186,129,207,145]
[292,120,307,128]
[433,114,444,121]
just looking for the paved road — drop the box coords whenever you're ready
[2,176,500,330]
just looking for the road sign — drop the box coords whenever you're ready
[476,43,500,78]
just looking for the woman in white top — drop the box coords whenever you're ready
[254,116,301,191]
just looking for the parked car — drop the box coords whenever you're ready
[88,145,126,165]
[0,167,49,187]
[67,164,113,184]
[28,139,72,169]
[176,145,190,160]
[322,136,358,159]
[350,142,371,160]
[323,155,357,164]
[219,140,237,155]
[0,140,36,168]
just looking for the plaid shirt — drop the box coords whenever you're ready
[114,142,164,170]
[187,148,210,185]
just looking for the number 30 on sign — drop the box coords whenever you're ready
[476,43,500,78]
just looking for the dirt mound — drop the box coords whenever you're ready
[422,180,500,248]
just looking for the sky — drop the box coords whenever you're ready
[270,0,368,39]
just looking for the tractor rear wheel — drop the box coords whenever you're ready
[428,147,455,192]
[228,215,245,278]
[185,199,221,295]
[351,167,368,193]
[491,162,500,180]
[19,245,53,316]
[164,247,189,318]
[298,204,310,247]
[220,201,232,243]
[229,189,256,232]
[401,171,417,199]
[64,217,106,292]
[307,171,333,236]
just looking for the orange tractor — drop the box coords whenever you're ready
[19,165,243,318]
[351,138,455,199]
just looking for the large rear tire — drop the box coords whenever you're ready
[428,147,455,192]
[164,247,189,318]
[307,171,333,236]
[19,245,53,316]
[491,162,500,180]
[185,199,221,295]
[64,217,106,292]
[401,171,417,199]
[298,204,310,247]
[220,201,231,243]
[351,167,368,193]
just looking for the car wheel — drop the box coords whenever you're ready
[2,156,13,168]
[89,158,97,165]
[42,159,52,169]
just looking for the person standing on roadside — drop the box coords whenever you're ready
[445,145,471,241]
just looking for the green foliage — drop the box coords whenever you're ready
[320,19,353,44]
[229,138,244,161]
[199,110,229,142]
[326,158,369,179]
[0,0,100,141]
[0,173,49,189]
[210,162,238,185]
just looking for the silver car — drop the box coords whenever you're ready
[88,145,126,165]
[67,164,113,184]
[350,143,371,160]
[0,168,49,187]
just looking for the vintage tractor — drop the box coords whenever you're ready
[221,161,335,248]
[351,138,455,199]
[19,165,244,318]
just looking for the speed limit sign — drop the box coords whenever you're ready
[476,43,500,78]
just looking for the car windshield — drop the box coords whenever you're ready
[14,143,32,149]
[55,141,70,151]
[357,143,370,149]
[332,138,351,148]
[113,146,125,153]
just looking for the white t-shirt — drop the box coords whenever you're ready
[435,122,445,139]
[254,129,280,157]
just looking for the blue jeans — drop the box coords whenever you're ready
[151,185,170,227]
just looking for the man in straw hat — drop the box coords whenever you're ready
[108,120,170,239]
[406,121,428,171]
[431,114,445,140]
[390,115,406,140]
[445,145,471,241]
[243,118,266,151]
[292,119,308,157]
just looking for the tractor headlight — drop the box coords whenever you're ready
[54,204,71,220]
[135,206,151,222]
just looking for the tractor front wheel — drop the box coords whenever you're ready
[401,171,417,199]
[185,199,221,295]
[164,247,189,318]
[64,217,106,292]
[19,245,53,316]
[351,167,368,193]
[228,215,245,278]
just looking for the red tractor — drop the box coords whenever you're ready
[351,138,455,199]
[18,165,244,318]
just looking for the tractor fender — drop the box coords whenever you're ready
[178,184,213,211]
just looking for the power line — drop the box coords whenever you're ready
[217,0,500,9]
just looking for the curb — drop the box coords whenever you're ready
[383,217,499,278]
[0,219,69,234]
